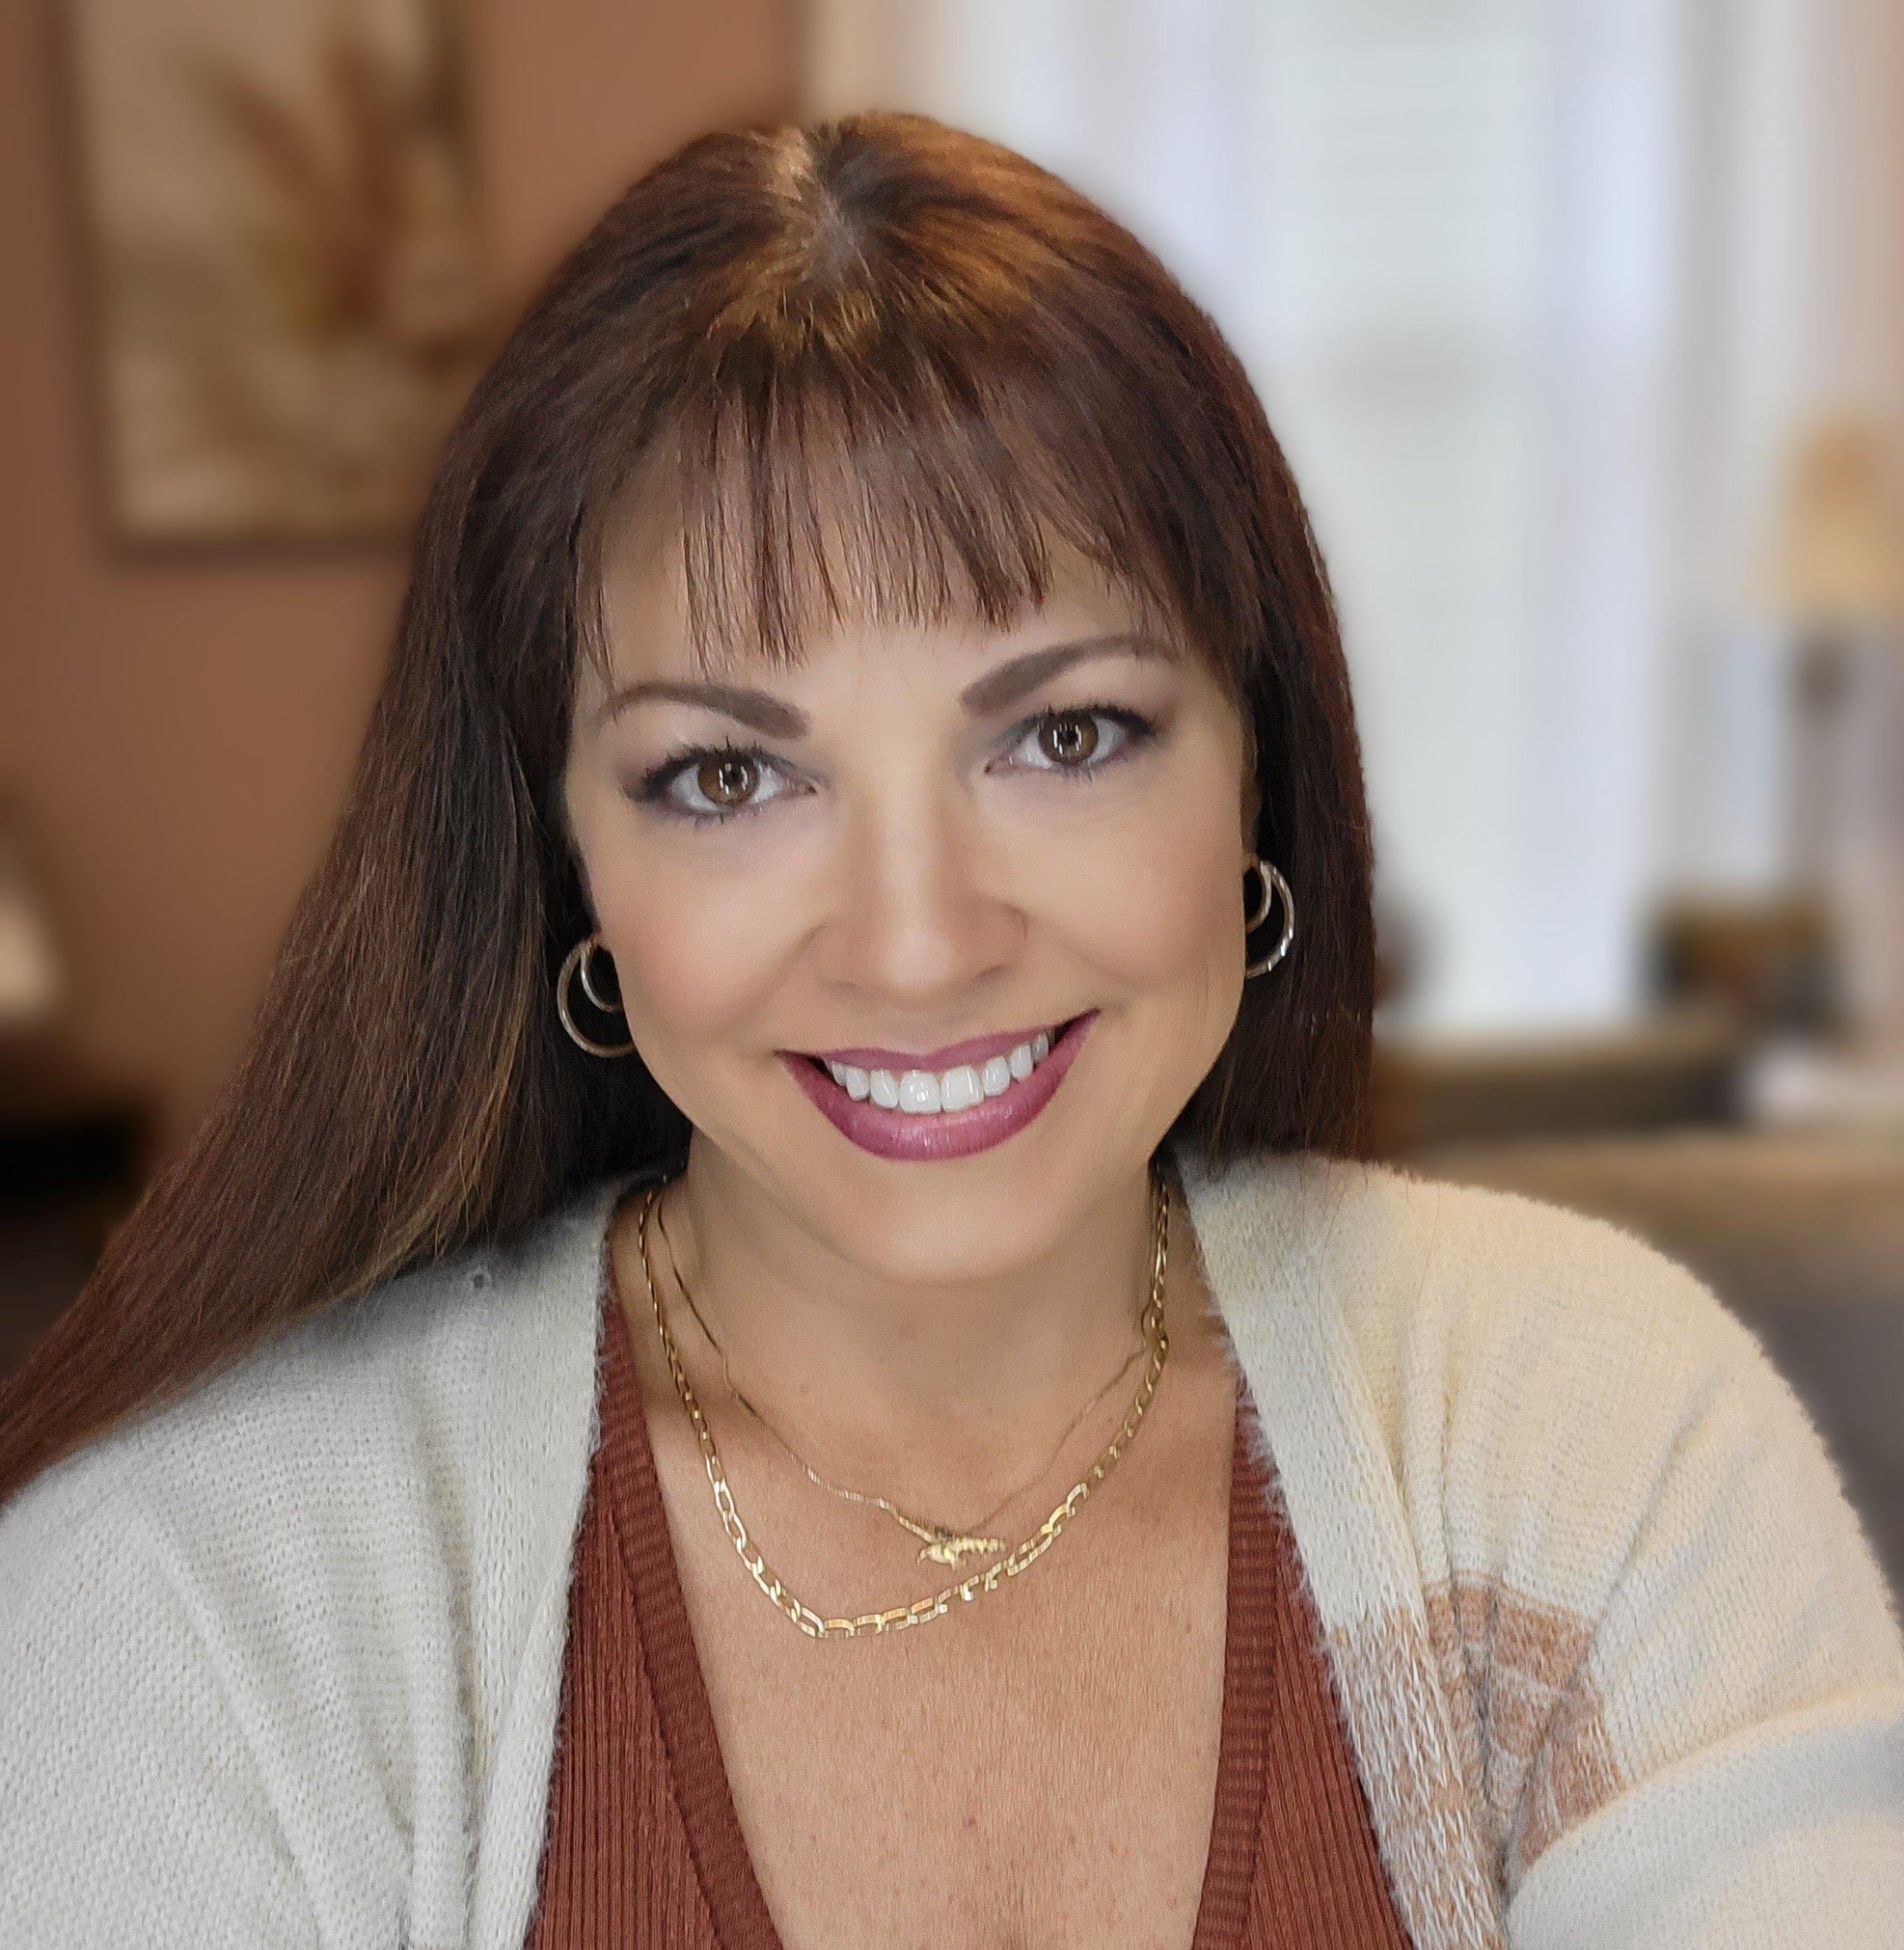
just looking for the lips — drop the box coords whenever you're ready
[780,1009,1099,1163]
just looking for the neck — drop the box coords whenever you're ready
[635,1140,1176,1513]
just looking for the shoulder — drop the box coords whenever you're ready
[0,1167,646,1941]
[1171,1139,1894,1622]
[1176,1138,1758,1413]
[1356,1153,1761,1412]
[0,1167,635,1686]
[1324,1147,1797,1503]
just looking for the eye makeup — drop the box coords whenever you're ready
[624,701,1163,829]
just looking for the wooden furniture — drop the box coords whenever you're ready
[0,1037,154,1385]
[1371,1000,1752,1152]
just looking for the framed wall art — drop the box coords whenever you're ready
[63,0,490,544]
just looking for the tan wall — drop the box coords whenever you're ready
[0,0,799,1158]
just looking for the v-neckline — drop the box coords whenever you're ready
[591,1196,1277,1949]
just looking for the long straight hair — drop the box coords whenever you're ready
[0,110,1376,1509]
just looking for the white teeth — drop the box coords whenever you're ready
[940,1065,983,1112]
[821,1024,1066,1115]
[897,1069,942,1113]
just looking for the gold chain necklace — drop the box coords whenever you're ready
[650,1188,1151,1566]
[624,1167,1171,1639]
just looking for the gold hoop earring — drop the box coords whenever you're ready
[1243,856,1296,979]
[557,932,636,1057]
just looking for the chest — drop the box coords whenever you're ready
[652,1403,1237,1949]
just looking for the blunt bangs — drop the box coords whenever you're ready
[568,125,1259,713]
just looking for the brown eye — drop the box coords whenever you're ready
[1038,713,1101,768]
[696,754,758,807]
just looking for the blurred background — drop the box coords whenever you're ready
[2,0,1899,1588]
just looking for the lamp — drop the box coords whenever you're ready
[1748,411,1904,1129]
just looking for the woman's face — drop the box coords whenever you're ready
[562,483,1261,1284]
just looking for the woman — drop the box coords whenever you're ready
[2,111,1899,1950]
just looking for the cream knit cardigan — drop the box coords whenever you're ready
[3,1140,1902,1948]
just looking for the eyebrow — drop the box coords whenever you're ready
[593,631,1181,737]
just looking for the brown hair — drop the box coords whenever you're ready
[0,110,1375,1509]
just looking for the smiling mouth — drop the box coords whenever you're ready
[798,1014,1086,1115]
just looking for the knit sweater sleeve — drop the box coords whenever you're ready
[0,1476,320,1949]
[1493,1231,1904,1947]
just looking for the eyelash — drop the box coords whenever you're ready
[629,702,1160,829]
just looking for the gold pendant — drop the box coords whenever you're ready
[917,1530,1004,1567]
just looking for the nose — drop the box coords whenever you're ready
[813,785,1025,1012]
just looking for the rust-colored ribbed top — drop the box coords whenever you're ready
[526,1262,1414,1948]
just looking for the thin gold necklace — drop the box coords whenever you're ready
[650,1188,1151,1566]
[625,1167,1171,1639]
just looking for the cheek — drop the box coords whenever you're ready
[1046,781,1243,998]
[592,855,792,1050]
[570,760,798,1067]
[1108,840,1236,984]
